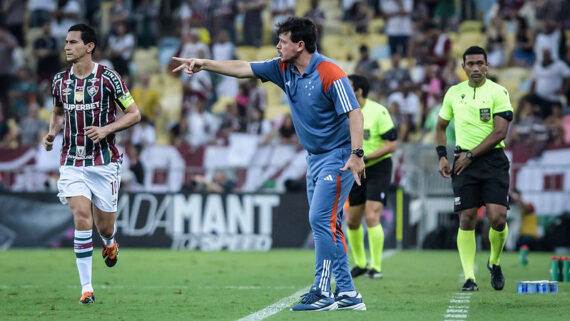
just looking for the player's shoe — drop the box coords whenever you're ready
[334,291,367,310]
[367,268,383,279]
[79,291,95,304]
[461,279,478,291]
[350,266,368,278]
[102,242,119,267]
[290,286,337,311]
[487,261,505,290]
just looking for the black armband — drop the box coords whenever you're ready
[436,146,447,159]
[494,111,513,121]
[381,128,398,141]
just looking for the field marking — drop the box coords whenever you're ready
[0,285,298,290]
[237,250,397,321]
[446,268,477,321]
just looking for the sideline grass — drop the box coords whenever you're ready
[0,250,568,320]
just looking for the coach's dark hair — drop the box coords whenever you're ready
[348,74,370,98]
[68,24,97,55]
[276,17,317,53]
[462,46,487,63]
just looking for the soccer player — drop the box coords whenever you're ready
[43,24,141,304]
[436,46,513,291]
[346,74,397,279]
[172,17,366,311]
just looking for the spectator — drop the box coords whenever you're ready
[33,21,61,85]
[510,189,538,251]
[28,0,57,28]
[388,97,407,142]
[0,27,17,118]
[180,28,211,60]
[184,100,219,147]
[420,64,445,118]
[109,0,130,32]
[182,50,212,107]
[0,113,18,148]
[2,0,26,46]
[211,0,238,43]
[130,115,156,147]
[527,49,570,119]
[486,16,507,68]
[355,45,382,95]
[50,0,82,39]
[131,73,162,121]
[238,0,266,47]
[382,52,412,95]
[507,97,548,147]
[247,78,267,119]
[192,169,236,193]
[134,0,159,48]
[303,0,325,50]
[387,80,420,138]
[425,22,452,69]
[246,108,271,137]
[381,0,413,56]
[270,0,295,44]
[127,144,145,185]
[544,103,565,146]
[108,22,135,76]
[534,19,562,63]
[18,103,47,147]
[218,101,242,136]
[441,59,461,88]
[212,30,238,98]
[347,2,372,34]
[277,113,297,145]
[9,67,37,120]
[510,15,535,67]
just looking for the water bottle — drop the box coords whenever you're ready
[563,256,570,282]
[550,256,560,281]
[520,245,529,266]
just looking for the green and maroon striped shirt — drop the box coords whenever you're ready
[52,63,134,166]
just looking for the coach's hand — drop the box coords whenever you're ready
[85,126,110,144]
[438,157,451,178]
[171,57,206,76]
[341,155,366,186]
[43,133,55,151]
[453,152,471,175]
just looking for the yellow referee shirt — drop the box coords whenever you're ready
[362,99,395,167]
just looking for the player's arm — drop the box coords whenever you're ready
[341,108,366,185]
[43,105,64,151]
[365,129,397,163]
[171,57,254,79]
[85,102,141,144]
[436,116,451,178]
[469,116,510,158]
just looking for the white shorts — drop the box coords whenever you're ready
[57,162,122,212]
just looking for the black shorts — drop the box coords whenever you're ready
[349,157,392,206]
[452,148,510,212]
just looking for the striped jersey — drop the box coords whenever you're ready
[52,63,135,166]
[250,51,359,154]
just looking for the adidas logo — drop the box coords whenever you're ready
[324,175,333,181]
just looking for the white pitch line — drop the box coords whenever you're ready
[445,267,476,321]
[237,250,397,321]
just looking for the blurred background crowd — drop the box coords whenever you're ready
[0,0,569,195]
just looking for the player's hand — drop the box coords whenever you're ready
[340,154,366,186]
[85,126,110,144]
[438,157,451,178]
[453,152,472,175]
[43,133,55,151]
[171,57,205,76]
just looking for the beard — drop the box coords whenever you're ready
[281,50,302,64]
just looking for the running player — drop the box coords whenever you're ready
[346,74,397,279]
[43,24,141,304]
[172,17,366,311]
[436,46,513,291]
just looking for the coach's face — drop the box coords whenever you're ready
[462,54,488,84]
[277,32,303,64]
[65,31,93,63]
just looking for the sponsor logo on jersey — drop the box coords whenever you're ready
[63,101,100,111]
[62,87,72,95]
[64,79,73,85]
[479,108,491,122]
[88,85,98,97]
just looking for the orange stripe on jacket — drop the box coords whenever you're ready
[279,60,290,72]
[330,175,342,243]
[316,61,347,92]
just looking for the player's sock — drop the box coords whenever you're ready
[489,223,508,266]
[347,225,366,268]
[368,224,384,272]
[100,224,116,247]
[457,228,476,281]
[74,229,93,293]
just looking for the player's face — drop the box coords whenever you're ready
[462,54,488,83]
[276,32,302,64]
[64,31,91,63]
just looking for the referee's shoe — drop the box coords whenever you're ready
[487,261,505,290]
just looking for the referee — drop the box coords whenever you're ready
[346,74,397,279]
[436,46,513,292]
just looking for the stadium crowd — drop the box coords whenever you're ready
[0,0,569,192]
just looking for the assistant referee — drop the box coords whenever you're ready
[436,46,513,292]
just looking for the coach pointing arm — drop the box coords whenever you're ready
[171,57,255,78]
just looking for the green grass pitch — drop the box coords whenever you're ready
[1,249,569,320]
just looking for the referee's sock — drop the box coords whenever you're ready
[489,223,508,266]
[368,224,384,272]
[347,225,367,269]
[457,228,476,281]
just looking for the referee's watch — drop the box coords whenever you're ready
[351,148,364,158]
[466,151,475,161]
